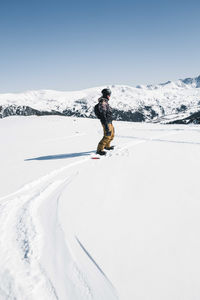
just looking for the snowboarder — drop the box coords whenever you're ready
[96,88,115,155]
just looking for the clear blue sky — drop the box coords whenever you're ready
[0,0,200,92]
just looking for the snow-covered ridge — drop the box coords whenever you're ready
[0,75,200,123]
[137,75,200,90]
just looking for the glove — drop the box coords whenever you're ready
[106,131,111,136]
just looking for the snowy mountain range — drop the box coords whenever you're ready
[1,75,200,124]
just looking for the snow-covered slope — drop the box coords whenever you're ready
[1,116,200,299]
[1,75,200,123]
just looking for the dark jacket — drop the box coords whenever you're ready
[98,97,113,127]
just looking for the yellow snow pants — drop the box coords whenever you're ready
[97,123,114,151]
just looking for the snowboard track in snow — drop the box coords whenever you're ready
[0,151,120,299]
[0,131,179,299]
[0,179,76,299]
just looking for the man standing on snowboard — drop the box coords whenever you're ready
[96,88,115,155]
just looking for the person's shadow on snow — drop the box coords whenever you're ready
[25,151,94,161]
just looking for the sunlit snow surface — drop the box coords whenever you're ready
[1,116,200,299]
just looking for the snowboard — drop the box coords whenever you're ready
[91,147,115,159]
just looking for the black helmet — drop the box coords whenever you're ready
[101,88,111,97]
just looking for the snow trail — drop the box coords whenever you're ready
[0,121,184,300]
[0,129,173,202]
[0,177,71,299]
[0,153,119,299]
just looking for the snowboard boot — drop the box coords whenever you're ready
[96,150,106,156]
[105,146,114,150]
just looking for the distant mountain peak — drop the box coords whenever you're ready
[137,75,200,90]
[180,75,200,87]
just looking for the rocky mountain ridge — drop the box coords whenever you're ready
[1,75,200,124]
